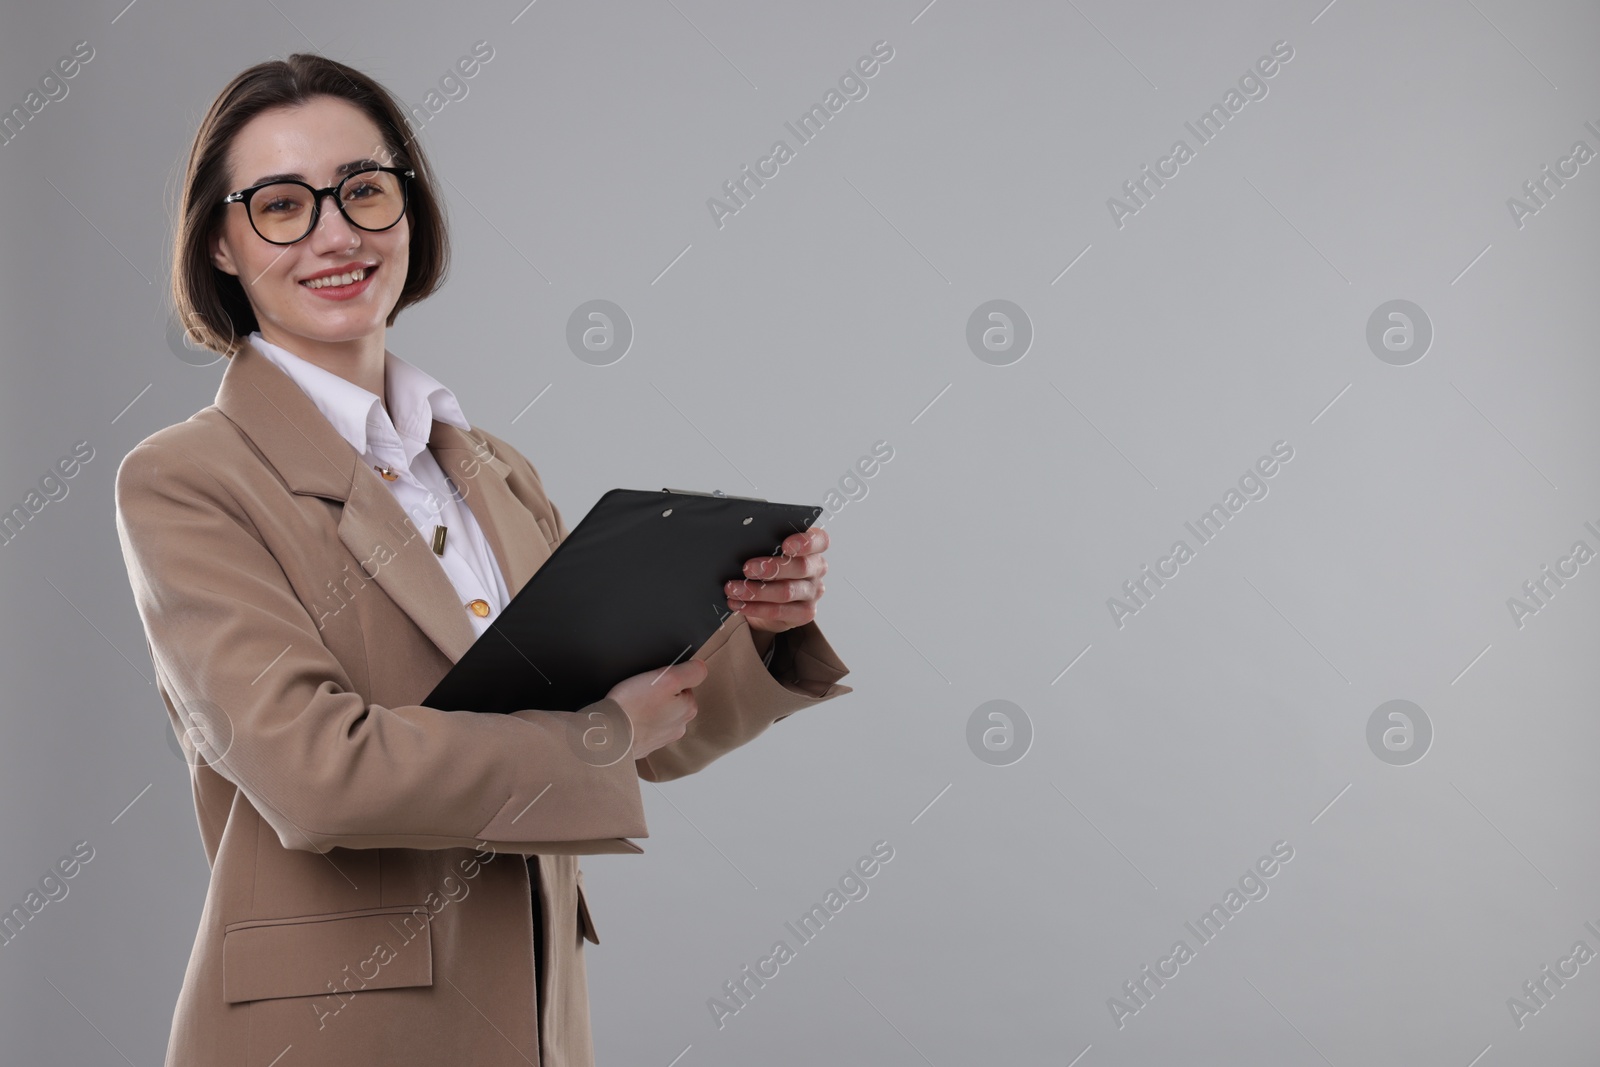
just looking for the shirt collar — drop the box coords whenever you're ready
[246,331,471,468]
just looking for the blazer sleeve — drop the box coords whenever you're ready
[506,449,855,785]
[114,441,648,857]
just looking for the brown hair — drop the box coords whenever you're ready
[170,53,449,358]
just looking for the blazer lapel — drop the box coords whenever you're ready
[426,421,553,597]
[214,341,542,665]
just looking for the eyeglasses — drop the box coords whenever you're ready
[221,166,414,245]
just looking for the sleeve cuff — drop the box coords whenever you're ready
[633,617,852,782]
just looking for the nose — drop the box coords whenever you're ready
[308,190,362,250]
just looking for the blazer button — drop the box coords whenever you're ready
[374,465,399,481]
[467,599,490,617]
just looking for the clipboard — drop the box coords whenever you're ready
[423,487,823,714]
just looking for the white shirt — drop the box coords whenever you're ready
[247,331,511,639]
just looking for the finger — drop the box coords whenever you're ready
[675,657,709,688]
[742,552,792,579]
[732,596,816,628]
[781,526,827,558]
[742,555,783,580]
[740,552,825,582]
[726,577,821,604]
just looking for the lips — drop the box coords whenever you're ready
[299,262,379,301]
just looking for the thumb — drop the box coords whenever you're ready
[678,657,709,687]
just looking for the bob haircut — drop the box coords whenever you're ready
[170,53,448,358]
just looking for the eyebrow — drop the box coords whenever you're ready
[248,158,386,186]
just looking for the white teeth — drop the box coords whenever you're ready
[302,266,368,289]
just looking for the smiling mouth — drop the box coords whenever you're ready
[300,264,377,290]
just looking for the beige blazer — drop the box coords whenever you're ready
[114,342,853,1067]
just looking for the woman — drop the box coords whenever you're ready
[114,53,853,1067]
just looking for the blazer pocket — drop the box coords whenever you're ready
[535,515,557,547]
[222,905,434,1004]
[576,870,599,946]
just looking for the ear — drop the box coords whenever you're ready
[209,230,238,277]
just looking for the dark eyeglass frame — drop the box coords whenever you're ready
[221,166,415,246]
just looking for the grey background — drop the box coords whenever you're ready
[3,0,1597,1064]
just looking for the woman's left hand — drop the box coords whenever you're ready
[726,526,829,634]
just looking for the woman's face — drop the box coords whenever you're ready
[209,95,410,353]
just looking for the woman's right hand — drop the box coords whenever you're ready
[605,658,708,761]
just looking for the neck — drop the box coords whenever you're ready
[258,325,388,402]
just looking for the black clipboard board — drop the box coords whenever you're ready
[424,488,822,714]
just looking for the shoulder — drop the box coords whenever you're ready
[115,408,254,518]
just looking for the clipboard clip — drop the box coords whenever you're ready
[661,487,768,503]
